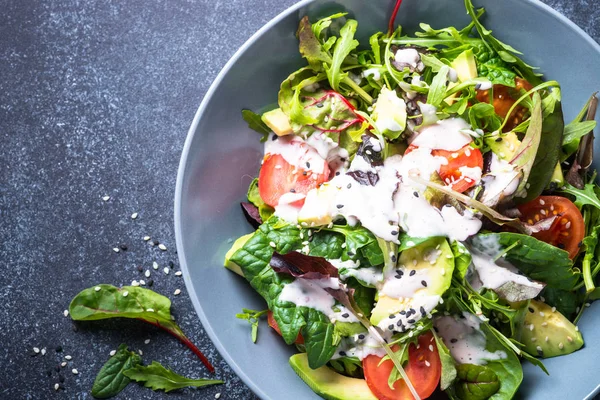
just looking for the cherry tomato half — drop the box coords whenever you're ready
[475,77,533,132]
[267,311,304,344]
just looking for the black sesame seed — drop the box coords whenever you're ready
[306,162,311,168]
[391,230,399,236]
[450,338,458,343]
[341,158,347,162]
[302,171,308,176]
[421,280,428,287]
[55,346,63,353]
[290,188,296,193]
[399,310,406,315]
[495,137,503,142]
[120,244,128,251]
[578,241,583,247]
[396,269,404,277]
[413,191,419,198]
[557,243,565,249]
[347,251,355,256]
[272,134,278,141]
[389,314,396,319]
[316,102,324,108]
[335,172,341,176]
[528,307,535,313]
[168,261,174,269]
[391,255,397,263]
[407,319,416,324]
[409,270,416,276]
[420,306,426,316]
[358,334,365,340]
[347,183,352,189]
[153,239,159,246]
[397,320,404,327]
[147,279,154,287]
[395,274,402,279]
[336,204,344,209]
[342,313,349,318]
[339,350,346,356]
[388,324,395,330]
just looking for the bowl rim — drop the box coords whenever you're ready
[174,1,600,399]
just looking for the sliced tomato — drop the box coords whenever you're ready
[363,332,441,400]
[517,196,585,259]
[258,151,329,208]
[267,311,304,344]
[405,144,483,193]
[475,77,533,132]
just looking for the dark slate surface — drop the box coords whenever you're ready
[0,0,597,399]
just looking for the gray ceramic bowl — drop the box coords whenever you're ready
[175,0,600,398]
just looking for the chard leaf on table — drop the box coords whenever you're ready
[91,344,141,399]
[123,361,222,393]
[69,284,213,372]
[470,233,577,290]
[241,109,271,142]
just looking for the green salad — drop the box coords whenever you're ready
[225,0,599,399]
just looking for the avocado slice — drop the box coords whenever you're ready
[262,108,293,136]
[370,237,454,325]
[223,233,253,277]
[371,86,407,139]
[451,49,477,82]
[519,300,583,358]
[298,183,337,227]
[289,353,377,400]
[485,131,521,161]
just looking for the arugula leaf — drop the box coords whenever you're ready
[369,32,383,65]
[123,361,222,393]
[471,233,577,290]
[235,308,268,343]
[454,364,500,400]
[468,102,502,132]
[311,13,347,46]
[326,19,359,92]
[562,94,598,158]
[69,284,213,372]
[432,330,457,390]
[511,92,542,198]
[91,344,141,399]
[241,109,270,142]
[561,183,600,210]
[247,178,274,222]
[427,65,450,107]
[386,344,410,389]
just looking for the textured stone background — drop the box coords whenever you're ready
[0,0,597,399]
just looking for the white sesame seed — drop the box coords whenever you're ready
[113,247,120,253]
[558,342,564,350]
[144,339,150,345]
[341,243,347,248]
[131,212,138,220]
[539,311,545,317]
[540,296,545,302]
[531,337,537,342]
[440,268,445,276]
[429,345,434,352]
[146,308,154,312]
[54,383,60,391]
[567,336,573,342]
[144,236,151,241]
[215,394,221,399]
[72,369,78,375]
[131,280,139,287]
[61,362,67,367]
[102,195,110,201]
[65,355,72,360]
[95,286,101,292]
[529,324,534,331]
[63,310,69,317]
[163,267,169,275]
[541,322,548,327]
[406,241,415,247]
[269,241,276,248]
[139,280,146,285]
[174,289,181,296]
[153,262,159,270]
[536,345,543,352]
[138,350,143,356]
[109,350,116,356]
[539,199,545,205]
[545,336,549,342]
[576,326,579,331]
[122,291,129,297]
[425,360,431,367]
[33,347,40,354]
[540,209,547,216]
[41,348,46,356]
[551,307,556,312]
[145,270,151,278]
[175,271,182,276]
[158,244,167,251]
[585,302,591,307]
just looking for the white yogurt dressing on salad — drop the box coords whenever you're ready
[434,312,507,365]
[329,259,383,286]
[278,277,359,323]
[480,153,521,206]
[362,67,382,81]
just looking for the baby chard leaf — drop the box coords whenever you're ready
[123,361,223,393]
[91,344,141,399]
[297,16,332,71]
[511,92,542,198]
[69,284,214,372]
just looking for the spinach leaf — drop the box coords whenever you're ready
[433,330,457,390]
[541,288,580,320]
[327,224,383,265]
[345,277,376,319]
[471,233,577,290]
[241,109,271,142]
[561,183,600,210]
[235,308,268,343]
[123,361,222,393]
[468,102,501,132]
[69,284,213,372]
[230,219,338,368]
[91,344,141,399]
[454,364,500,400]
[247,178,274,222]
[477,56,516,87]
[326,19,359,92]
[308,230,347,259]
[451,241,472,281]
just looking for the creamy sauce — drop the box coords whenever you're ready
[410,118,472,151]
[480,153,521,206]
[330,258,383,286]
[362,68,382,81]
[331,328,388,360]
[373,87,407,134]
[434,312,507,365]
[395,48,421,69]
[278,277,359,323]
[264,135,328,175]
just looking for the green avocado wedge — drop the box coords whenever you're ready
[289,353,377,400]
